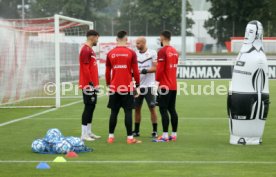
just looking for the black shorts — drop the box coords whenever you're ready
[157,89,177,109]
[82,89,97,105]
[107,92,134,110]
[135,87,156,108]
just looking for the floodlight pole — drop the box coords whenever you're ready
[181,0,186,61]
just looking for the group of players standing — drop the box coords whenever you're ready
[78,29,179,144]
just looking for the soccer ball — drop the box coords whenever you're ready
[44,128,63,144]
[32,139,48,153]
[65,136,84,147]
[54,140,72,154]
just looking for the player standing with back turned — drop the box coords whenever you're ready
[105,31,142,144]
[153,30,179,142]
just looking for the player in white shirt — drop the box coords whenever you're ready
[133,36,158,138]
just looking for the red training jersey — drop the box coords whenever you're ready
[156,46,179,90]
[105,46,140,92]
[79,44,99,89]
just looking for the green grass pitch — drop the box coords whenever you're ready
[0,80,276,177]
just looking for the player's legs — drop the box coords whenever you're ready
[159,107,169,138]
[134,105,142,136]
[124,107,133,136]
[86,104,95,124]
[83,104,94,134]
[149,108,158,124]
[149,107,158,133]
[107,93,121,143]
[109,107,120,135]
[107,107,120,143]
[168,91,178,140]
[123,93,142,144]
[156,89,170,140]
[122,93,135,137]
[135,106,142,123]
[134,89,144,136]
[145,87,158,136]
[85,103,101,139]
[81,90,97,141]
[125,107,141,144]
[81,104,92,133]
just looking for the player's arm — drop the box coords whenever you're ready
[141,51,157,74]
[141,61,156,74]
[147,51,157,73]
[105,53,111,86]
[155,49,166,82]
[131,52,140,97]
[147,61,157,73]
[132,51,140,86]
[80,49,93,86]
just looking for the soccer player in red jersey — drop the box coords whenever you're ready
[105,31,142,144]
[79,30,101,141]
[153,30,179,142]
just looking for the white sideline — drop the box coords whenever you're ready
[30,117,228,120]
[0,95,106,127]
[0,100,83,127]
[0,160,276,164]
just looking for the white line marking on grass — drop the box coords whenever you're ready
[0,100,82,127]
[0,160,276,164]
[0,95,105,127]
[31,117,228,120]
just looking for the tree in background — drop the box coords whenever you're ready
[268,0,276,37]
[205,0,273,45]
[28,0,112,35]
[117,0,194,36]
[29,0,110,20]
[1,0,193,36]
[0,0,22,19]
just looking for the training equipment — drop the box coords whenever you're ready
[32,129,92,154]
[53,140,72,154]
[66,136,84,147]
[31,139,48,153]
[53,156,67,163]
[227,20,270,145]
[36,162,50,169]
[231,37,276,53]
[65,136,92,153]
[44,128,63,144]
[66,151,79,158]
[0,15,94,108]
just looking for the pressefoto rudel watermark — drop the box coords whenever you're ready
[44,81,230,96]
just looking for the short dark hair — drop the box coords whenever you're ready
[160,30,171,40]
[86,30,99,37]
[117,30,127,39]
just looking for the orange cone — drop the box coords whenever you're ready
[66,151,78,158]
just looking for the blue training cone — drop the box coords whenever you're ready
[36,162,50,169]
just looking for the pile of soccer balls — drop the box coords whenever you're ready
[31,128,92,154]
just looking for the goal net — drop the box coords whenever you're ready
[0,15,93,108]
